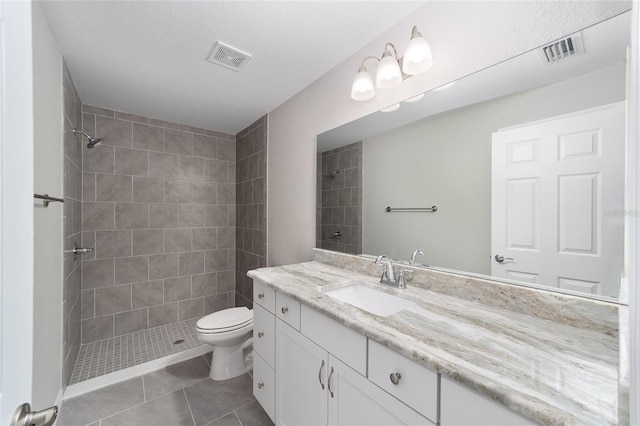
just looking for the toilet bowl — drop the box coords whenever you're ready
[196,307,253,381]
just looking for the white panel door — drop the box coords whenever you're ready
[491,102,625,297]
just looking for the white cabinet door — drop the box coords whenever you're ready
[328,355,433,426]
[276,318,328,426]
[440,376,538,426]
[491,102,625,297]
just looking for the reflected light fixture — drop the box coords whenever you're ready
[351,25,433,101]
[380,103,400,112]
[404,93,425,103]
[433,81,456,91]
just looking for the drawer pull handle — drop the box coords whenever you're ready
[390,372,402,385]
[258,332,264,338]
[328,367,335,398]
[258,382,264,389]
[318,360,325,389]
[258,293,265,299]
[281,307,288,314]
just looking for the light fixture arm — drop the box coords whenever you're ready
[383,42,399,59]
[359,55,380,71]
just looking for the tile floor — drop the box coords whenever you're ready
[57,354,273,426]
[70,319,201,384]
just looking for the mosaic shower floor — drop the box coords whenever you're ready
[70,318,202,385]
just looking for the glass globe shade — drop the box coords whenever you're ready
[402,36,433,75]
[350,68,375,101]
[376,53,402,89]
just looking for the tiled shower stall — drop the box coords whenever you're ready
[62,66,267,386]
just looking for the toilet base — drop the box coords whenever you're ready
[209,341,253,381]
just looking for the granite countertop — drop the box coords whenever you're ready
[248,261,620,426]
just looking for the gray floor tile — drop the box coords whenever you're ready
[184,374,254,426]
[203,412,241,426]
[235,400,274,426]
[143,356,210,400]
[57,378,144,426]
[101,390,195,426]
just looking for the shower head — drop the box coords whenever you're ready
[328,169,340,180]
[71,129,103,149]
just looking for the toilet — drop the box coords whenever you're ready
[196,307,253,381]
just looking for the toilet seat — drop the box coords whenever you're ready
[196,307,253,334]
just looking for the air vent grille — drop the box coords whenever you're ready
[540,34,583,65]
[207,42,252,72]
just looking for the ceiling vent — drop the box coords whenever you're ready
[539,34,584,65]
[207,42,252,72]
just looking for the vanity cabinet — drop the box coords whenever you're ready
[252,281,276,422]
[276,317,432,426]
[440,376,538,426]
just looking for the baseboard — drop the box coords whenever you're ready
[63,344,211,399]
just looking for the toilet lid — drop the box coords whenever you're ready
[197,307,253,331]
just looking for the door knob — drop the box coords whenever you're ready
[494,254,514,263]
[389,372,402,385]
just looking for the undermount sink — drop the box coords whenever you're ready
[324,283,416,317]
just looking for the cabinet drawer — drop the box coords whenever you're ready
[301,304,366,375]
[368,340,438,423]
[253,352,275,423]
[253,304,275,368]
[253,279,275,313]
[276,292,301,330]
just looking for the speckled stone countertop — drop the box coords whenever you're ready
[248,257,621,425]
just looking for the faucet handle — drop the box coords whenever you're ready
[397,269,411,289]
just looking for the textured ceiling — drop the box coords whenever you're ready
[41,1,425,134]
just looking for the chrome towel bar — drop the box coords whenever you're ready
[385,206,437,213]
[34,193,65,207]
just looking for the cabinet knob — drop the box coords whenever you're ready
[390,372,402,385]
[281,306,289,314]
[258,293,264,299]
[258,331,264,338]
[258,382,264,389]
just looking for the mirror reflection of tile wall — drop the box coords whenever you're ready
[316,142,362,254]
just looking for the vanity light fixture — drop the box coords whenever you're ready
[351,25,433,101]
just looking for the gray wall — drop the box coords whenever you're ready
[317,142,362,254]
[79,106,236,343]
[235,116,267,308]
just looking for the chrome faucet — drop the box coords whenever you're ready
[410,249,424,266]
[374,255,406,289]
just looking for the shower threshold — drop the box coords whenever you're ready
[66,318,209,397]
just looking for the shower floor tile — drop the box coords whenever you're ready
[70,318,202,385]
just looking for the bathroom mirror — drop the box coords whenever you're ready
[316,12,631,302]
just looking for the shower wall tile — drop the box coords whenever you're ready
[165,130,193,155]
[114,308,148,336]
[95,230,132,259]
[115,203,149,229]
[132,280,164,309]
[95,284,132,316]
[81,105,236,342]
[96,116,133,148]
[96,174,132,202]
[115,148,148,176]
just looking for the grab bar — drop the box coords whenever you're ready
[34,193,65,207]
[385,206,437,213]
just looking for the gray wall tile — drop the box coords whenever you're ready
[83,202,114,230]
[115,148,148,176]
[205,250,228,272]
[193,134,217,159]
[96,174,132,202]
[205,293,229,314]
[217,270,235,293]
[165,180,192,204]
[149,303,177,327]
[218,183,234,205]
[81,289,95,319]
[133,123,164,152]
[165,130,193,155]
[82,315,113,343]
[95,284,132,315]
[192,273,216,297]
[164,228,192,253]
[115,256,148,284]
[193,228,216,251]
[96,116,133,148]
[179,205,204,227]
[205,205,228,227]
[114,308,148,336]
[115,203,149,229]
[149,152,179,179]
[82,259,115,289]
[133,229,164,255]
[132,280,164,308]
[83,145,115,173]
[149,253,178,280]
[133,177,164,203]
[164,276,191,303]
[179,251,205,276]
[178,297,204,321]
[179,156,205,181]
[217,227,235,249]
[83,172,96,202]
[95,230,132,259]
[149,204,178,228]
